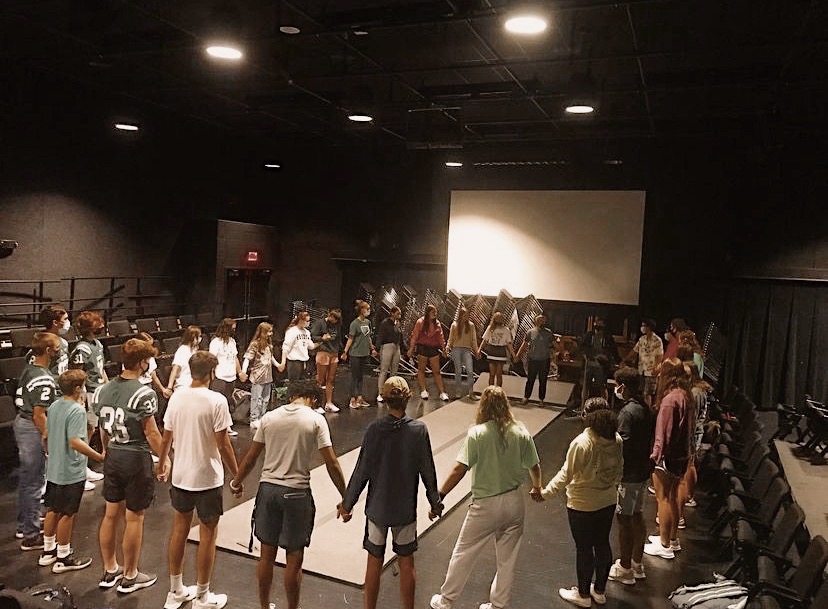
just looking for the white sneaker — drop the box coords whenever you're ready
[429,594,452,609]
[164,585,197,609]
[84,480,96,492]
[685,497,697,507]
[439,392,450,401]
[648,534,681,551]
[632,560,646,579]
[324,403,340,413]
[590,583,607,605]
[420,390,429,399]
[86,467,104,481]
[558,587,591,608]
[376,395,383,403]
[314,407,325,414]
[643,542,675,559]
[678,517,686,529]
[479,604,493,609]
[349,399,362,410]
[193,592,228,609]
[227,427,239,437]
[608,559,635,585]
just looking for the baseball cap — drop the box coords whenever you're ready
[381,376,411,400]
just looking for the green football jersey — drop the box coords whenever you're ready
[92,377,157,453]
[15,363,57,415]
[70,338,105,391]
[25,335,69,381]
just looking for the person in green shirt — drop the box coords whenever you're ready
[39,369,104,573]
[341,300,378,409]
[429,386,543,609]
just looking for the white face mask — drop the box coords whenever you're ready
[640,326,647,334]
[614,385,625,400]
[59,319,71,335]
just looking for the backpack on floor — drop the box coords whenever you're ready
[668,579,748,609]
[231,388,251,423]
[0,583,76,609]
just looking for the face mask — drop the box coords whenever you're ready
[640,326,647,334]
[59,319,71,335]
[614,386,625,400]
[665,332,673,342]
[93,326,104,336]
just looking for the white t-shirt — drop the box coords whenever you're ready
[164,386,233,491]
[254,402,332,489]
[209,337,238,382]
[282,325,314,362]
[172,345,197,388]
[483,325,513,347]
[137,357,158,385]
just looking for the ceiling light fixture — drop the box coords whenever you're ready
[114,123,139,131]
[205,45,243,60]
[445,161,463,168]
[565,104,595,114]
[264,163,281,169]
[279,26,300,35]
[347,113,373,123]
[504,14,548,35]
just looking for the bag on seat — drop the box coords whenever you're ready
[668,579,748,609]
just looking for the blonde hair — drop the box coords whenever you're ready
[476,386,516,449]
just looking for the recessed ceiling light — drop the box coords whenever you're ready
[352,28,369,36]
[279,26,300,35]
[445,161,463,168]
[565,104,595,114]
[603,160,623,165]
[264,163,281,169]
[206,45,243,60]
[114,123,139,131]
[347,113,373,122]
[504,15,548,35]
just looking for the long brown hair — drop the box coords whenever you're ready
[656,357,692,407]
[249,322,273,354]
[456,306,471,337]
[486,311,505,334]
[422,304,438,331]
[476,386,516,449]
[180,325,202,349]
[214,318,236,342]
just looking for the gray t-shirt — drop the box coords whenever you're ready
[254,402,332,489]
[525,327,555,361]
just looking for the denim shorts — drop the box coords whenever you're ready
[254,482,315,552]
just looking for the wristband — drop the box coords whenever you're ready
[229,480,241,492]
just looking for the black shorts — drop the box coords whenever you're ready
[254,482,315,552]
[655,457,689,478]
[43,481,85,516]
[416,345,440,358]
[102,448,155,512]
[170,486,223,521]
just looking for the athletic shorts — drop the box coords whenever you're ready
[170,486,223,521]
[253,482,315,552]
[315,351,339,366]
[363,518,417,558]
[102,448,155,512]
[643,375,658,397]
[654,457,689,479]
[43,481,85,516]
[616,481,648,515]
[416,345,440,358]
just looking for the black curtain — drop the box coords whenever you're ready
[722,281,828,409]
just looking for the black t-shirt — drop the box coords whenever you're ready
[617,398,653,482]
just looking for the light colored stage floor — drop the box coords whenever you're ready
[773,440,828,542]
[192,399,561,586]
[473,374,574,406]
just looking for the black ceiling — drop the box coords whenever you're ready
[2,0,827,151]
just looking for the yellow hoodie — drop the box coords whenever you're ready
[542,427,623,511]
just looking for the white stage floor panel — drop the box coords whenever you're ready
[773,440,828,543]
[472,375,573,406]
[194,400,560,586]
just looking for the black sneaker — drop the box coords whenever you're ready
[99,566,124,588]
[52,552,92,573]
[117,571,157,594]
[38,548,57,566]
[20,534,45,551]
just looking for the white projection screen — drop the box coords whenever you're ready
[447,190,646,305]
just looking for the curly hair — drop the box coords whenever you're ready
[476,386,516,449]
[74,310,104,337]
